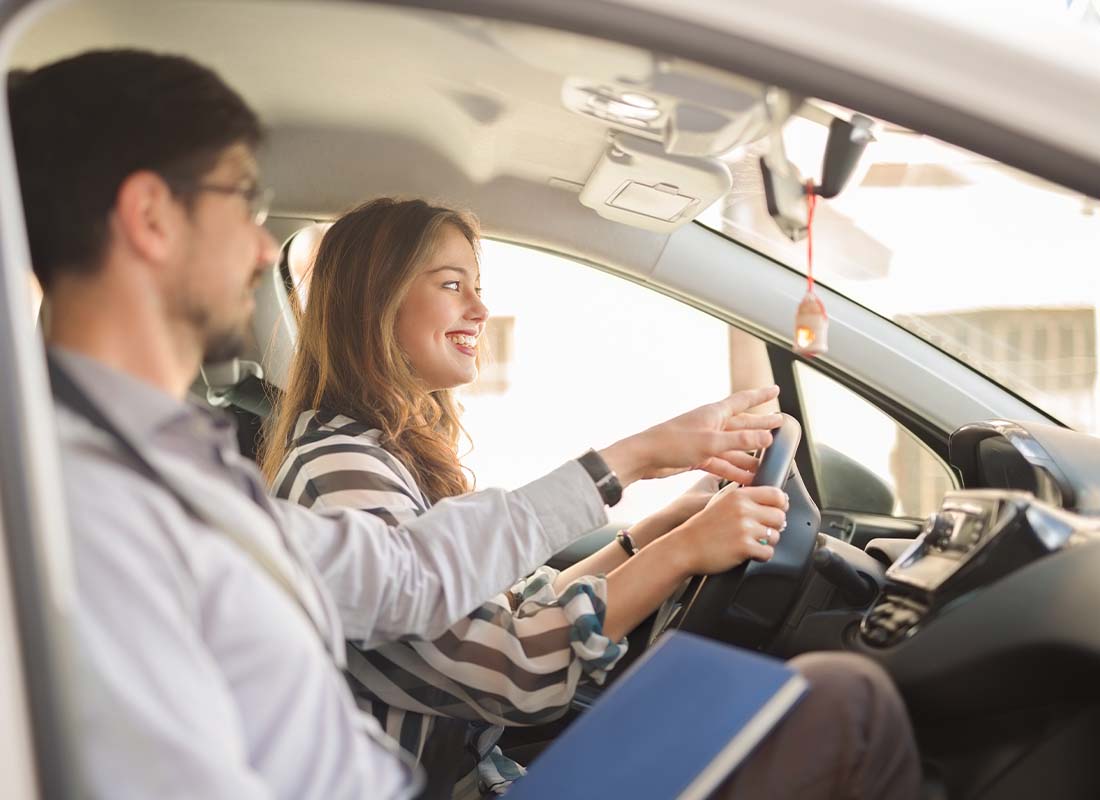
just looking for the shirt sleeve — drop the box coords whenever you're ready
[275,452,608,649]
[277,439,624,725]
[348,565,628,727]
[68,465,273,800]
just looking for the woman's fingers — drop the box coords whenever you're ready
[722,450,760,472]
[712,386,780,419]
[688,473,724,494]
[753,505,788,531]
[711,429,773,454]
[745,535,775,562]
[725,411,784,433]
[739,485,789,510]
[696,456,751,483]
[703,450,761,485]
[706,486,788,562]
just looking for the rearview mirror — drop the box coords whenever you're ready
[760,111,875,241]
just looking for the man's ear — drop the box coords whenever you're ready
[112,171,182,266]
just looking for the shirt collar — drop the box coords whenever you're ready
[50,347,213,440]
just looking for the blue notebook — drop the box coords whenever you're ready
[506,631,807,800]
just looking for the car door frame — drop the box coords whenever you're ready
[0,1,85,798]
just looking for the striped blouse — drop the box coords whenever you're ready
[272,409,626,796]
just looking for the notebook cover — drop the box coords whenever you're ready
[505,630,807,800]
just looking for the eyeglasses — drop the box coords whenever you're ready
[177,182,274,226]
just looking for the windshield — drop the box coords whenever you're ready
[698,111,1100,434]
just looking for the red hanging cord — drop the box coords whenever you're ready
[795,180,828,355]
[805,179,817,294]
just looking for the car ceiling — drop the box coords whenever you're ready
[11,0,774,275]
[4,0,1058,437]
[12,0,1100,269]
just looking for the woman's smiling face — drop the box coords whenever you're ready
[395,223,488,391]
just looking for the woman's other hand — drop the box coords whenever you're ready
[599,484,788,641]
[662,485,790,576]
[628,471,748,549]
[598,386,782,486]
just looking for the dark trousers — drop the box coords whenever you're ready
[717,652,921,800]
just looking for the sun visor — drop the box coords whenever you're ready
[579,134,731,233]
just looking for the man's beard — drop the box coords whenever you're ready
[180,300,253,365]
[170,270,259,367]
[202,322,250,364]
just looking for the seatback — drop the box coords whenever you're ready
[194,218,312,459]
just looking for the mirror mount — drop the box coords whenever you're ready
[760,103,875,241]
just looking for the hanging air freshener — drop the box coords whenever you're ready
[794,181,828,356]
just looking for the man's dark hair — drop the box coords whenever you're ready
[8,49,263,289]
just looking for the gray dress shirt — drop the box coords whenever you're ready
[51,349,606,800]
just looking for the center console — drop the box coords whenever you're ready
[861,490,1096,647]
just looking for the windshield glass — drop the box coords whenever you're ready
[698,111,1100,433]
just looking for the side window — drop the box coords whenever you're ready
[462,240,754,523]
[282,230,777,524]
[795,362,955,518]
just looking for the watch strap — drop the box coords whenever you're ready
[577,448,623,507]
[615,529,638,557]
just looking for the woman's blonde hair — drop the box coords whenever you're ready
[261,197,480,503]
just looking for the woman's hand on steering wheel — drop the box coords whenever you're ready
[628,471,759,550]
[629,488,713,550]
[669,485,790,575]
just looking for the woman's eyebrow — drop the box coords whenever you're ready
[425,265,473,278]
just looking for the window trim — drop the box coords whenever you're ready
[767,342,961,516]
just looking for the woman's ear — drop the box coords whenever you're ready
[112,170,180,266]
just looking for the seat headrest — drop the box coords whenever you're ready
[251,258,298,392]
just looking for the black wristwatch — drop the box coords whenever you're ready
[577,449,623,507]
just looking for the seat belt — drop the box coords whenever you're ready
[51,355,469,797]
[46,355,332,652]
[415,717,476,800]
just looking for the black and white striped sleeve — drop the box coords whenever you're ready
[273,415,627,727]
[273,431,425,526]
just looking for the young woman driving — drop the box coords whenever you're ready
[261,198,789,797]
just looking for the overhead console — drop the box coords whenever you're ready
[560,67,772,232]
[555,55,873,234]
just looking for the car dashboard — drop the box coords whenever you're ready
[847,419,1100,719]
[949,419,1100,514]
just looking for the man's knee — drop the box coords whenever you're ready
[786,651,914,758]
[789,650,902,709]
[787,651,920,799]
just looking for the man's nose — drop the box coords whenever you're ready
[257,225,279,266]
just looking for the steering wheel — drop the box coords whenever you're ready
[653,413,821,650]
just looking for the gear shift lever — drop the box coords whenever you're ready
[812,535,881,606]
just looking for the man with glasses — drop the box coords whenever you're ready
[8,49,919,800]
